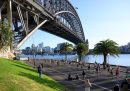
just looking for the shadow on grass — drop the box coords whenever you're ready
[12,64,36,73]
[13,61,30,67]
[18,72,62,90]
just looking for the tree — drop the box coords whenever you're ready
[60,42,73,61]
[93,39,119,68]
[76,43,88,61]
[0,21,12,53]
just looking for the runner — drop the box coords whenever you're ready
[85,79,92,91]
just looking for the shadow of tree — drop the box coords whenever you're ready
[18,72,62,90]
[12,64,36,72]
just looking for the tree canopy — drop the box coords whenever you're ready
[93,39,119,65]
[60,42,73,53]
[0,21,11,52]
[76,43,88,61]
[60,42,73,60]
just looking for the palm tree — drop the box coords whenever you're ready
[93,39,119,68]
[76,43,88,61]
[60,42,73,61]
[0,21,12,53]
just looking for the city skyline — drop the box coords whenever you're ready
[22,40,130,51]
[20,0,130,49]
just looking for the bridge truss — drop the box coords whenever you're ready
[0,0,87,49]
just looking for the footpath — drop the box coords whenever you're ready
[27,60,128,91]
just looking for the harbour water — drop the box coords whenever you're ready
[21,54,130,66]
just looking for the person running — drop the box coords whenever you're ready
[106,63,109,68]
[114,84,120,91]
[115,66,120,76]
[68,73,72,80]
[82,70,86,79]
[85,79,92,91]
[41,62,44,68]
[28,57,30,61]
[94,61,97,68]
[77,63,79,67]
[98,63,101,71]
[121,76,130,91]
[110,68,114,75]
[88,64,91,70]
[37,65,42,78]
[96,64,99,73]
[108,64,111,72]
[75,74,79,80]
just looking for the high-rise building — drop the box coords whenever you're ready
[54,43,62,53]
[37,42,44,53]
[38,42,44,48]
[31,44,35,49]
[119,42,130,53]
[43,46,51,53]
[56,43,62,50]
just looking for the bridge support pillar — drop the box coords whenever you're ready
[7,0,13,51]
[0,2,6,20]
[0,9,1,20]
[17,19,48,49]
[7,0,12,27]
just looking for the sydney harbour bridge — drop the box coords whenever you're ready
[0,0,87,49]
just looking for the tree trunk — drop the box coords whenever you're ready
[103,54,107,69]
[79,55,82,61]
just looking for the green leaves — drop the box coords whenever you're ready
[75,43,88,61]
[60,42,73,54]
[60,42,88,61]
[0,21,12,51]
[60,42,73,60]
[93,39,119,56]
[93,39,120,64]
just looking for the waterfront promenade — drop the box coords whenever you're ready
[26,59,129,91]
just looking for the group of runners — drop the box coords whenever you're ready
[27,59,130,91]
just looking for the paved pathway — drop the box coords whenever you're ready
[42,61,128,91]
[27,60,128,91]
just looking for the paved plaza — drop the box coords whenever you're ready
[27,60,129,91]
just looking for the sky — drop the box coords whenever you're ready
[20,0,130,49]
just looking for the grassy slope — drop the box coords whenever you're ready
[0,58,64,91]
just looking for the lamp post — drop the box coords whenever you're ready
[32,44,36,66]
[108,54,110,64]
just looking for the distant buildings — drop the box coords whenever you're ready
[22,42,54,55]
[37,42,44,54]
[43,46,52,53]
[119,42,130,53]
[22,42,76,55]
[22,42,130,55]
[54,43,62,53]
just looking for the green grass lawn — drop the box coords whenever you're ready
[0,58,65,91]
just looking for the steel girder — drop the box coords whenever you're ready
[0,0,86,49]
[33,0,85,41]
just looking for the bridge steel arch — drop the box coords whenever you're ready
[34,0,85,41]
[0,0,86,49]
